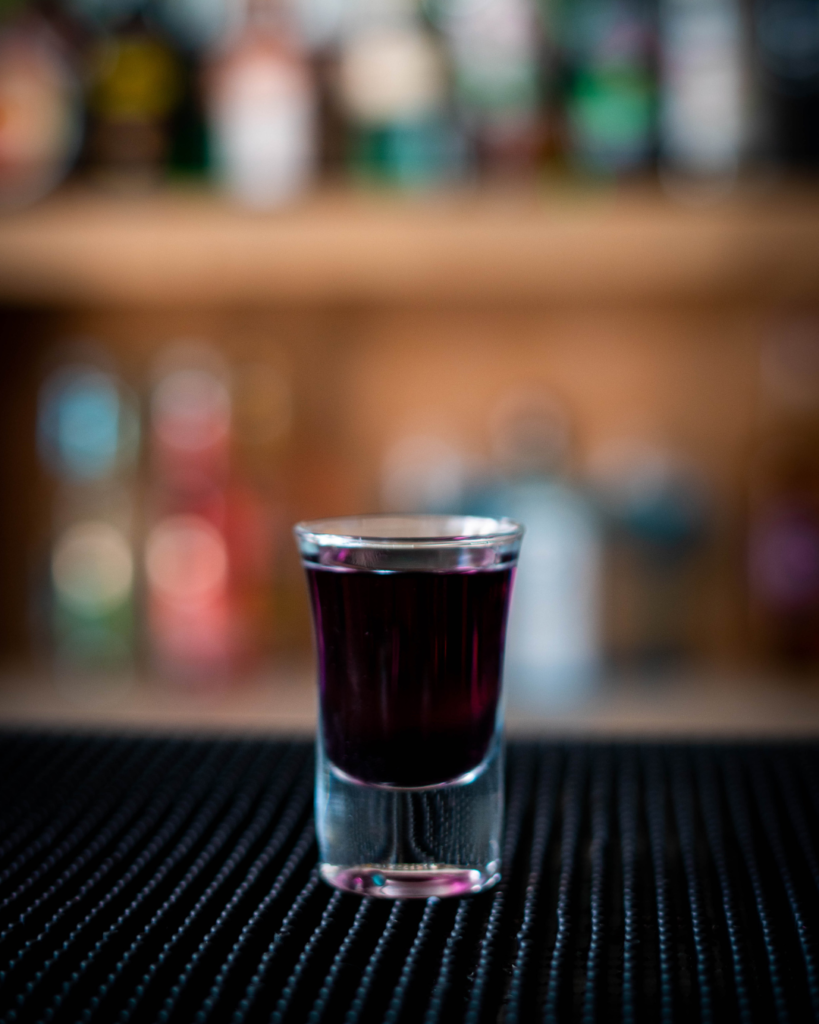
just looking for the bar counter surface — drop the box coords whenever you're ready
[1,721,818,1023]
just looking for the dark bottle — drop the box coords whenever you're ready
[755,0,819,171]
[84,4,182,190]
[308,565,514,787]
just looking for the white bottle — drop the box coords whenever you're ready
[502,476,602,704]
[467,392,602,709]
[337,0,451,186]
[207,0,316,207]
[659,0,749,193]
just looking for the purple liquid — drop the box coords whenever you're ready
[307,566,513,787]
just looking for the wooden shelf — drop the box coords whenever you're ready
[1,186,819,307]
[3,669,819,737]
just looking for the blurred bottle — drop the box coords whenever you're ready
[590,439,708,671]
[155,6,212,182]
[163,49,209,180]
[658,0,750,197]
[337,0,453,188]
[436,0,542,180]
[84,2,182,190]
[0,7,82,208]
[755,0,819,170]
[381,431,469,512]
[232,358,292,652]
[290,0,347,178]
[205,0,317,207]
[147,344,273,684]
[749,324,819,669]
[156,0,232,52]
[464,392,602,708]
[37,350,139,682]
[147,345,231,682]
[560,0,655,177]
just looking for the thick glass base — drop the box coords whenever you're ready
[315,737,503,900]
[320,864,499,898]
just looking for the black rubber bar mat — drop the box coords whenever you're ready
[1,733,819,1023]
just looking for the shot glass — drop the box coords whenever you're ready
[294,514,522,899]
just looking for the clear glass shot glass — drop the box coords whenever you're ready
[294,514,522,899]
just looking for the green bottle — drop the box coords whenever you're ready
[337,0,453,188]
[560,0,655,176]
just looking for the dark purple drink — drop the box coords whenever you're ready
[307,566,514,787]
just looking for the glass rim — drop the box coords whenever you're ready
[293,513,523,550]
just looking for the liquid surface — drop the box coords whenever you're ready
[307,566,513,786]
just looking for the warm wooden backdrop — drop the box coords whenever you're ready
[1,185,817,668]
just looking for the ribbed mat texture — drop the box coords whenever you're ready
[1,733,818,1023]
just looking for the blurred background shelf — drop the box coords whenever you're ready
[2,0,819,736]
[4,667,819,737]
[3,186,819,307]
[2,185,818,681]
